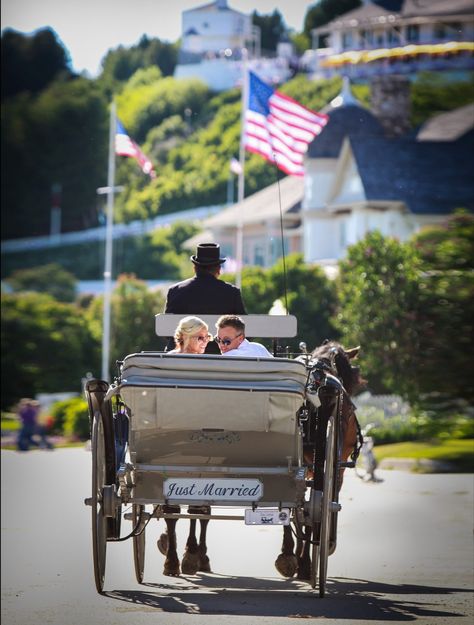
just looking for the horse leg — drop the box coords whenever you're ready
[296,525,312,580]
[181,506,204,575]
[197,505,211,572]
[162,505,181,576]
[338,410,358,491]
[275,524,298,577]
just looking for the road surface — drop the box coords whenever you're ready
[1,448,473,625]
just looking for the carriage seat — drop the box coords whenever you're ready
[117,352,307,468]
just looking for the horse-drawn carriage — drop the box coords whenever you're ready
[84,314,361,597]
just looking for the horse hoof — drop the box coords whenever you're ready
[275,554,298,578]
[199,554,211,573]
[296,562,311,581]
[163,558,180,576]
[157,533,168,556]
[181,550,200,575]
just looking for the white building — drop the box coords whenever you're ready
[174,0,292,90]
[180,0,253,57]
[308,0,474,79]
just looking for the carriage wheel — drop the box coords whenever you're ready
[91,412,108,593]
[318,413,336,598]
[133,504,146,583]
[309,490,322,588]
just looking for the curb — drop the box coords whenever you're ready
[379,457,457,472]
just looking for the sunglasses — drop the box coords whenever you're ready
[214,333,243,346]
[192,333,212,342]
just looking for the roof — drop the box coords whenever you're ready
[313,0,473,31]
[402,0,474,18]
[308,105,385,158]
[315,1,402,31]
[204,175,304,228]
[417,104,474,141]
[184,0,246,16]
[349,130,474,215]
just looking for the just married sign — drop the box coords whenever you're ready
[163,478,263,501]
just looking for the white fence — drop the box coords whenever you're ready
[1,204,224,253]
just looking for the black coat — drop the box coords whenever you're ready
[164,273,247,352]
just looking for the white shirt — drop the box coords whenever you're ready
[221,338,273,358]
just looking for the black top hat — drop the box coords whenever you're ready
[191,243,226,266]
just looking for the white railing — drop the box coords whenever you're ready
[1,204,224,253]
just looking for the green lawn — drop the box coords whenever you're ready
[375,439,474,471]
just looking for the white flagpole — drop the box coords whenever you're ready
[101,100,116,381]
[235,49,248,289]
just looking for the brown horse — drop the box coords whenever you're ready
[275,340,365,580]
[157,505,211,576]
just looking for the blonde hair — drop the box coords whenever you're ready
[174,316,208,347]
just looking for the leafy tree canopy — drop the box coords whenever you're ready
[1,27,73,100]
[4,263,77,302]
[1,292,99,409]
[252,9,286,53]
[1,77,108,239]
[336,231,421,400]
[85,274,166,371]
[304,1,361,46]
[99,35,178,92]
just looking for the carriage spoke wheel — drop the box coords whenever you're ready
[91,412,108,593]
[318,413,336,598]
[133,504,146,584]
[309,490,322,588]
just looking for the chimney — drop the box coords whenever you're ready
[370,75,411,137]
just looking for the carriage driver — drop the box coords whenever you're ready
[215,315,273,358]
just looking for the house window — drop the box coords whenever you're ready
[339,220,347,249]
[406,24,419,42]
[342,32,353,49]
[254,244,265,267]
[387,29,400,45]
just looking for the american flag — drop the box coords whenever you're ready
[243,71,329,177]
[115,119,156,178]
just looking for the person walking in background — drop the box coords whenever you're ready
[16,398,53,451]
[164,243,246,353]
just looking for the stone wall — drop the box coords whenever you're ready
[370,75,412,137]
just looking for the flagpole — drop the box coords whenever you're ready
[235,48,248,289]
[101,100,116,381]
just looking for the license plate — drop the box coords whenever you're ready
[245,508,290,525]
[163,478,263,501]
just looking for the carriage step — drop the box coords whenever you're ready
[339,461,355,468]
[124,512,152,521]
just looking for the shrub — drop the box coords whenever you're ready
[62,397,90,441]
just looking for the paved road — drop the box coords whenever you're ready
[1,448,473,625]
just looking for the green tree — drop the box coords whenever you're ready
[1,28,73,99]
[5,263,77,302]
[304,1,361,47]
[99,35,178,92]
[411,211,474,403]
[411,73,474,127]
[336,231,421,400]
[1,292,100,410]
[269,254,339,351]
[85,274,166,375]
[235,253,338,352]
[252,10,286,53]
[1,77,107,239]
